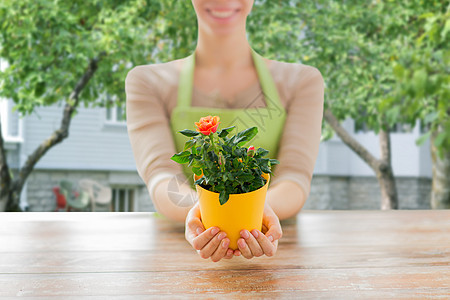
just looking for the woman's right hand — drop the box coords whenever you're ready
[185,202,234,262]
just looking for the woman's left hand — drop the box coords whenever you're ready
[234,203,282,258]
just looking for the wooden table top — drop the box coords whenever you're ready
[0,210,449,298]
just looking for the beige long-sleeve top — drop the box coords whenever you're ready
[125,56,324,202]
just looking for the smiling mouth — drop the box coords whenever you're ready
[206,9,240,19]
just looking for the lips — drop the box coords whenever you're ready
[206,8,240,20]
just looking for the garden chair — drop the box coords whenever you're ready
[78,179,112,212]
[59,180,90,212]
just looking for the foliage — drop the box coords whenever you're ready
[379,3,449,158]
[171,117,279,205]
[292,0,449,154]
[0,0,165,115]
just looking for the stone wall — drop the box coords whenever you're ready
[24,169,155,212]
[305,175,432,210]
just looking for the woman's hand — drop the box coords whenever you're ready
[234,203,282,259]
[185,202,234,262]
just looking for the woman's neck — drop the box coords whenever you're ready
[194,30,253,72]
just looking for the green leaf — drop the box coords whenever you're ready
[415,131,431,146]
[178,129,199,137]
[192,167,202,176]
[433,131,446,148]
[235,127,258,146]
[218,126,235,138]
[219,190,229,205]
[184,139,196,150]
[236,173,254,183]
[170,151,190,164]
[260,165,271,174]
[269,159,280,165]
[256,148,269,157]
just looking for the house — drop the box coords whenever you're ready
[1,98,151,212]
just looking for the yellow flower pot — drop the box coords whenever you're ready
[194,173,270,250]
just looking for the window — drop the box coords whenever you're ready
[106,106,125,123]
[0,99,23,142]
[390,123,413,133]
[104,93,125,124]
[111,187,136,212]
[354,121,370,133]
[355,121,413,134]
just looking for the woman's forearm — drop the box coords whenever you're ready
[151,178,305,222]
[152,178,197,223]
[266,180,306,220]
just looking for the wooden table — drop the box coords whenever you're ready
[0,210,449,298]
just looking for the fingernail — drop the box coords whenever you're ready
[268,235,274,242]
[217,232,226,240]
[196,228,203,235]
[251,230,259,238]
[211,227,219,235]
[238,240,246,248]
[222,239,229,248]
[241,230,250,239]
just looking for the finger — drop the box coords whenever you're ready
[251,229,276,257]
[263,215,283,241]
[237,237,252,259]
[192,227,219,251]
[261,223,269,234]
[197,231,227,259]
[241,229,264,257]
[210,238,230,262]
[186,218,205,241]
[224,248,234,259]
[233,249,241,256]
[185,204,205,242]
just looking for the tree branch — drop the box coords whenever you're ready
[323,109,380,171]
[11,52,107,194]
[379,128,391,171]
[0,116,12,198]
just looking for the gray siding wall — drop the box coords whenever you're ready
[24,104,140,172]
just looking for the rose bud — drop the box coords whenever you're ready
[247,146,255,157]
[218,152,226,166]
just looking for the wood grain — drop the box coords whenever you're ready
[0,210,449,298]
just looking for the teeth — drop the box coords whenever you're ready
[210,10,235,18]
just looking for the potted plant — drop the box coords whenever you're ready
[171,116,279,249]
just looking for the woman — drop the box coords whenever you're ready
[125,0,324,262]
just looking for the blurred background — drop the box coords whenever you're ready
[0,0,448,212]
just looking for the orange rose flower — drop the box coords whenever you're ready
[195,115,220,136]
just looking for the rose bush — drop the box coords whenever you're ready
[171,115,279,205]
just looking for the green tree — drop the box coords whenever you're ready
[381,5,449,208]
[289,0,447,209]
[0,0,173,211]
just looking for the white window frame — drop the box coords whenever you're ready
[0,99,24,143]
[111,187,138,212]
[104,93,126,126]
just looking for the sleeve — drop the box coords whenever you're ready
[270,66,324,200]
[125,66,183,196]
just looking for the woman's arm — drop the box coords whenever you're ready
[152,177,196,223]
[266,180,305,220]
[125,65,192,222]
[269,65,325,218]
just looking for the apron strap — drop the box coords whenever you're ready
[176,48,282,110]
[250,48,280,110]
[177,52,195,108]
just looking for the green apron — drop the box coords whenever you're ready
[170,48,286,181]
